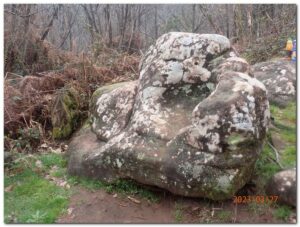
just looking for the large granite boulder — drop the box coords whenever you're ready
[67,32,270,200]
[266,169,296,207]
[251,60,296,107]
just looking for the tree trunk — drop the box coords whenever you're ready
[226,4,230,38]
[41,6,58,41]
[104,5,112,47]
[154,5,158,39]
[192,4,196,32]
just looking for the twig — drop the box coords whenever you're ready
[127,196,141,204]
[118,203,127,207]
[5,72,23,80]
[4,107,12,122]
[267,142,284,169]
[21,113,29,129]
[133,216,146,220]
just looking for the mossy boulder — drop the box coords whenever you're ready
[67,32,270,200]
[51,85,82,139]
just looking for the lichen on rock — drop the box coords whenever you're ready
[252,59,296,107]
[67,32,270,200]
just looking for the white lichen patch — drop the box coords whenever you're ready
[232,73,266,93]
[163,61,184,85]
[206,133,221,153]
[286,82,295,95]
[230,104,254,133]
[116,158,123,168]
[216,175,231,191]
[142,86,166,100]
[192,165,204,178]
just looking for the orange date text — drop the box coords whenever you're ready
[233,195,278,204]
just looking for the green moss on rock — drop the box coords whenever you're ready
[51,86,81,139]
[90,81,134,111]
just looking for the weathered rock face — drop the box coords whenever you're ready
[67,32,270,200]
[252,60,296,107]
[266,169,296,207]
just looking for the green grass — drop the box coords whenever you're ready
[5,152,159,223]
[4,168,70,223]
[247,201,270,216]
[39,153,67,169]
[253,101,296,194]
[273,205,292,221]
[254,142,281,194]
[216,210,232,222]
[67,175,159,203]
[270,102,296,130]
[270,102,296,168]
[174,202,183,223]
[281,146,296,167]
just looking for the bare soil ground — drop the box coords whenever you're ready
[57,186,292,224]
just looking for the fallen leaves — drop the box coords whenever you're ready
[50,147,62,154]
[45,174,71,189]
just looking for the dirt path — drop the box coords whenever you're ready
[57,186,291,224]
[57,187,175,223]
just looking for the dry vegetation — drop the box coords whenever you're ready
[4,33,140,153]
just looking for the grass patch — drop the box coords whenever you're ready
[216,210,232,222]
[273,205,292,221]
[254,101,296,193]
[247,201,270,216]
[281,146,296,167]
[67,175,159,203]
[270,101,296,135]
[254,142,281,193]
[39,153,67,169]
[4,153,71,223]
[4,168,69,223]
[174,202,183,223]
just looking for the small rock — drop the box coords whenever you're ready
[35,160,43,168]
[266,168,296,207]
[5,185,14,192]
[67,207,74,215]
